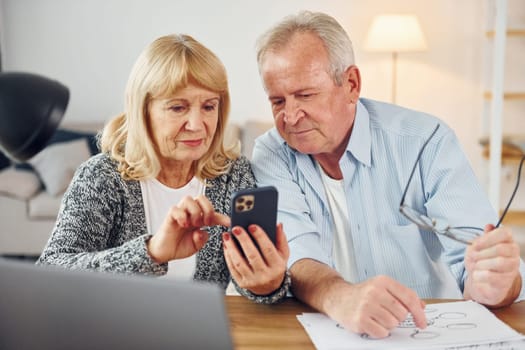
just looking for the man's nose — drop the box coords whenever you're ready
[282,102,303,125]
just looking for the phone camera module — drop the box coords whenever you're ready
[235,195,255,212]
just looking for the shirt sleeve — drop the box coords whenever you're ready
[251,132,331,269]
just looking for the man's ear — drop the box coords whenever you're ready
[344,65,361,103]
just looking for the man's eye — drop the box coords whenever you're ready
[299,93,313,99]
[271,100,284,108]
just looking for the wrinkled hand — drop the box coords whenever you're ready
[223,223,289,295]
[327,276,426,339]
[147,195,231,264]
[464,224,521,306]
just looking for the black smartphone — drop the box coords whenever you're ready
[230,186,278,249]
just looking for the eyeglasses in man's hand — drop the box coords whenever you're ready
[399,124,525,245]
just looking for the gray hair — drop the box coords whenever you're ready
[256,11,355,85]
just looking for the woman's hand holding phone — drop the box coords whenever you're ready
[223,222,289,295]
[223,186,290,295]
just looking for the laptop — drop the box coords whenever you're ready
[0,258,233,350]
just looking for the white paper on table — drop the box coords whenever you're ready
[441,339,525,349]
[296,300,525,350]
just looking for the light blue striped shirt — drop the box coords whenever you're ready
[252,98,525,300]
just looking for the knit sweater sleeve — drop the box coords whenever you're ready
[36,154,167,275]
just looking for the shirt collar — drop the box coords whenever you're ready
[346,100,372,167]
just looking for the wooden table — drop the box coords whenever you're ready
[225,296,525,350]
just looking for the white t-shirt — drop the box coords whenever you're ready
[140,176,205,279]
[318,165,358,283]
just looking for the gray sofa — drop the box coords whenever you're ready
[0,121,272,257]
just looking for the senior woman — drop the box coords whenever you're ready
[37,34,290,303]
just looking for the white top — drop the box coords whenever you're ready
[318,164,358,283]
[140,176,205,279]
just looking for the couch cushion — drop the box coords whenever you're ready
[224,124,241,151]
[15,128,99,171]
[28,191,63,219]
[47,128,99,155]
[28,138,92,196]
[240,121,273,158]
[0,167,42,200]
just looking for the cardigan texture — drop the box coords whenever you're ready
[37,153,289,303]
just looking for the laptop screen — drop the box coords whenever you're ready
[0,258,233,350]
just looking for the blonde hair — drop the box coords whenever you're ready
[100,34,237,180]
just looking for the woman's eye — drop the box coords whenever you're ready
[203,103,218,112]
[169,105,186,113]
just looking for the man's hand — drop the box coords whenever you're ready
[291,260,426,339]
[464,224,522,307]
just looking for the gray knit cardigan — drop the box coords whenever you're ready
[37,153,290,304]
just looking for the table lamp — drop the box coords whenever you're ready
[0,72,69,161]
[364,14,427,103]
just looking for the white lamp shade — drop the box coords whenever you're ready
[364,14,427,52]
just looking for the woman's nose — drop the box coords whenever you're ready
[185,110,205,131]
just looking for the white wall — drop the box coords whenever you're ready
[0,0,491,174]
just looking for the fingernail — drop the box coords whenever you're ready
[248,225,257,234]
[232,227,242,236]
[223,233,230,241]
